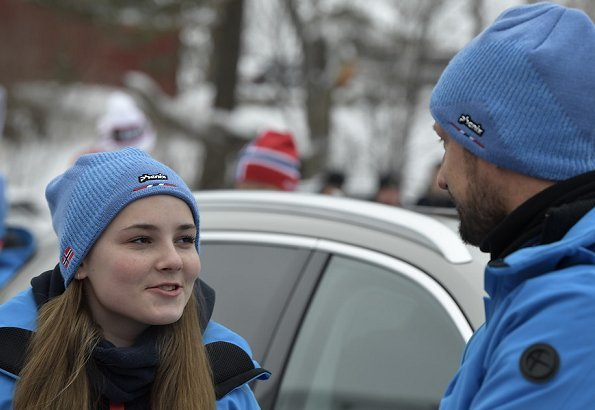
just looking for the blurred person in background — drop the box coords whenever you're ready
[0,86,36,292]
[75,91,156,159]
[234,129,301,191]
[0,175,36,292]
[371,172,401,206]
[318,170,346,196]
[0,148,269,409]
[431,3,595,408]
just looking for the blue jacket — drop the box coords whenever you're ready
[0,227,36,290]
[440,208,595,409]
[0,287,269,409]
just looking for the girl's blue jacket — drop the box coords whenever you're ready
[0,275,269,409]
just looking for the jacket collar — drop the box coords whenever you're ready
[484,208,595,319]
[481,170,595,259]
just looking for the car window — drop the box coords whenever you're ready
[275,255,465,410]
[199,242,314,361]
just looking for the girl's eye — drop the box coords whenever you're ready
[178,236,196,245]
[131,236,151,244]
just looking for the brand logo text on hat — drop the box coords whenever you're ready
[138,173,168,183]
[458,114,484,136]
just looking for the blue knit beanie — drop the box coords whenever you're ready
[430,2,595,181]
[46,147,199,287]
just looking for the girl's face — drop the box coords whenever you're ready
[77,195,200,347]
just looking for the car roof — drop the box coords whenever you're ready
[196,190,487,329]
[197,190,472,264]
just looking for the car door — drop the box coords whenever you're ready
[200,233,473,410]
[271,247,469,410]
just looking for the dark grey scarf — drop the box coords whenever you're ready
[91,326,160,407]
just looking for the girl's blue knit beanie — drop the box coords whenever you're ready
[430,2,595,181]
[46,147,199,287]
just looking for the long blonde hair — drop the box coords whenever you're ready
[13,280,216,409]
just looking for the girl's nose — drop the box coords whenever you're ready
[156,243,183,272]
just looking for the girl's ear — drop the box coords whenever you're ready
[75,262,88,280]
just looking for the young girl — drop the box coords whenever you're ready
[0,148,269,409]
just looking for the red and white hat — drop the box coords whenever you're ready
[235,130,301,191]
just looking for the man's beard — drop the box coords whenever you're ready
[451,162,508,247]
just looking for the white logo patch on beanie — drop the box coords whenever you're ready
[458,114,484,136]
[138,173,168,183]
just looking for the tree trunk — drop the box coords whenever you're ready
[201,0,245,188]
[286,0,333,179]
[210,0,244,110]
[302,36,332,178]
[392,0,445,178]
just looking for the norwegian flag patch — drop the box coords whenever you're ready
[62,246,75,268]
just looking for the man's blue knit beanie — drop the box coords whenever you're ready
[46,147,200,287]
[430,2,595,181]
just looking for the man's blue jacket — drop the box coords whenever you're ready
[440,208,595,409]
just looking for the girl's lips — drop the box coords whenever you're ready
[147,284,183,296]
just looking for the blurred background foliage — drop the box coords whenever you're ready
[1,0,594,199]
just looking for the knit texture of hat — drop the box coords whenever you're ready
[235,130,301,191]
[46,147,199,287]
[430,2,595,181]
